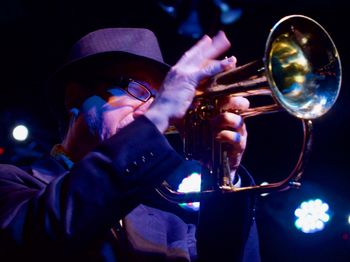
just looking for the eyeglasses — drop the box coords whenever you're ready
[107,77,154,102]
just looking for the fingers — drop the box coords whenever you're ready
[195,56,236,82]
[178,35,212,65]
[210,31,231,58]
[178,31,231,66]
[211,112,243,130]
[221,55,237,70]
[211,96,249,157]
[219,96,250,112]
[171,30,235,89]
[215,124,247,161]
[215,128,246,146]
[147,30,235,131]
[206,31,231,59]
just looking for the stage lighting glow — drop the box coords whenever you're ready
[177,9,203,39]
[177,172,201,211]
[294,198,330,233]
[213,0,242,24]
[158,1,176,17]
[12,125,29,141]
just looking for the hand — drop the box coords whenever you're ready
[145,31,236,133]
[211,96,250,177]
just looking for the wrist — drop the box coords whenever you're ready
[144,105,170,133]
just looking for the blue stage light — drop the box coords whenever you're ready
[294,198,330,233]
[213,0,242,25]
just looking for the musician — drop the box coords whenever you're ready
[0,28,260,261]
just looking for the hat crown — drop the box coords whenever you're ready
[67,28,165,64]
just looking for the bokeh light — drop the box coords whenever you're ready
[12,125,29,142]
[294,198,330,233]
[177,172,201,211]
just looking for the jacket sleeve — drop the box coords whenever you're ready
[0,116,183,253]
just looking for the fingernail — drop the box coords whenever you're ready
[234,133,241,143]
[227,56,235,63]
[222,56,236,66]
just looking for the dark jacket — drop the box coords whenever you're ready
[0,116,259,261]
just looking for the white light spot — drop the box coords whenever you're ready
[12,125,29,141]
[294,198,331,233]
[178,172,201,211]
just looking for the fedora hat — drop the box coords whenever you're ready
[48,27,170,125]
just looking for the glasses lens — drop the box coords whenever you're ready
[127,81,151,101]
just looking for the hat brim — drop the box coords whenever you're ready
[49,51,170,87]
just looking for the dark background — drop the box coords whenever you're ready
[0,0,349,261]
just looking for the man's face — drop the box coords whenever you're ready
[68,60,164,142]
[81,80,155,141]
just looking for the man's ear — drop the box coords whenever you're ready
[69,107,80,118]
[64,82,90,110]
[66,107,80,129]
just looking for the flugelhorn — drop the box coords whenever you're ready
[156,15,342,203]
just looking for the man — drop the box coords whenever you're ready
[0,28,259,261]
